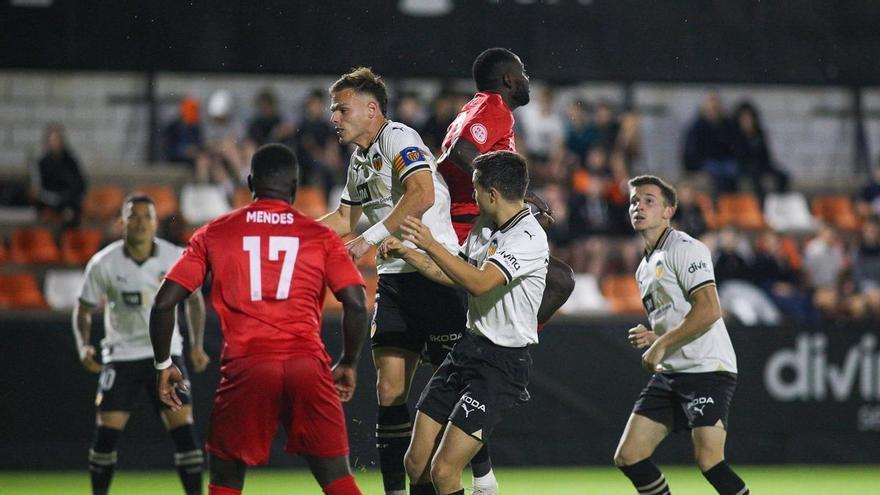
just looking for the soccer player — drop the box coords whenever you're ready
[150,144,368,495]
[319,68,466,495]
[613,175,749,495]
[437,47,573,328]
[380,150,548,495]
[73,193,208,495]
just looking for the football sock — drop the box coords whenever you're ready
[409,482,436,495]
[207,484,240,495]
[618,458,671,495]
[170,424,204,495]
[88,426,120,495]
[470,443,492,478]
[702,461,749,495]
[323,474,362,495]
[441,490,464,495]
[377,404,411,493]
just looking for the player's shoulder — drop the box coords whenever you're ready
[665,228,709,256]
[154,237,184,257]
[87,239,124,267]
[500,209,547,247]
[471,92,512,118]
[379,120,426,149]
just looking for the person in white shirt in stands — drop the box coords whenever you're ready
[613,175,749,495]
[380,150,548,495]
[73,193,209,495]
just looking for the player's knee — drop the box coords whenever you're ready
[613,445,644,468]
[694,449,724,472]
[403,448,426,480]
[375,378,407,405]
[429,457,457,485]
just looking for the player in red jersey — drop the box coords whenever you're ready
[150,144,368,495]
[438,48,573,326]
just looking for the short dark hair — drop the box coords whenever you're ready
[472,48,520,91]
[121,192,155,216]
[329,67,388,115]
[628,175,678,208]
[473,150,529,201]
[251,143,299,184]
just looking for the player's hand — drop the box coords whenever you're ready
[80,345,102,374]
[525,191,555,226]
[378,237,408,259]
[400,216,436,251]
[641,339,669,374]
[627,324,657,350]
[190,348,211,373]
[331,363,357,402]
[156,364,188,411]
[345,236,372,261]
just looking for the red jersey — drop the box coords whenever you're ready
[165,198,364,363]
[437,91,516,219]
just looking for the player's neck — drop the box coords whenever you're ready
[640,224,670,253]
[124,239,154,262]
[493,201,526,228]
[254,191,292,203]
[354,118,387,150]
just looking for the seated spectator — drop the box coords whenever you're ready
[849,217,880,318]
[733,101,789,204]
[31,123,86,227]
[713,226,752,283]
[162,96,203,165]
[671,180,707,238]
[246,88,284,146]
[564,99,599,163]
[803,223,847,317]
[594,100,620,150]
[290,89,343,194]
[393,91,426,130]
[683,91,739,195]
[195,90,248,190]
[751,230,817,321]
[855,166,880,219]
[520,87,567,186]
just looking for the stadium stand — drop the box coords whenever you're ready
[82,184,125,221]
[60,228,103,266]
[10,227,60,264]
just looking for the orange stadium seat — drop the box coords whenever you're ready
[232,187,252,209]
[695,192,720,230]
[811,195,860,231]
[294,186,328,219]
[600,275,644,314]
[83,185,125,221]
[133,185,178,220]
[716,193,765,230]
[0,273,48,309]
[10,227,61,264]
[61,228,103,266]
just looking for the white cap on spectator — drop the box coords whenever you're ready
[207,90,233,119]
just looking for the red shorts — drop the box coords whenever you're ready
[205,354,349,465]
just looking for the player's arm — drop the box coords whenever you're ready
[446,138,480,176]
[318,203,363,237]
[380,237,456,287]
[332,284,368,402]
[150,279,192,410]
[641,285,722,372]
[72,302,101,373]
[183,288,210,373]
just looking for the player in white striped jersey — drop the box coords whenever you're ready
[613,175,748,495]
[380,151,548,495]
[73,193,208,495]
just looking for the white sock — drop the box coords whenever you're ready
[473,469,497,488]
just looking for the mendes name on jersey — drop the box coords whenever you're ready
[459,208,549,348]
[79,238,185,363]
[339,120,458,274]
[636,228,737,373]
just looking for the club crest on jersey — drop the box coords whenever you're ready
[470,123,488,144]
[400,146,425,165]
[488,239,498,256]
[371,154,383,171]
[655,260,664,278]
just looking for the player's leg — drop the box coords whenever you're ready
[537,255,575,325]
[404,411,445,494]
[305,455,362,495]
[430,424,483,495]
[692,427,748,494]
[469,443,495,494]
[374,347,421,494]
[90,361,137,495]
[155,357,203,495]
[207,455,245,494]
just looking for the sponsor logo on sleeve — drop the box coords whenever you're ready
[687,260,709,273]
[470,123,488,144]
[499,250,521,271]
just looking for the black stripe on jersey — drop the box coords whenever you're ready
[643,227,673,258]
[497,207,530,233]
[487,258,512,285]
[340,197,362,206]
[399,163,431,183]
[458,252,469,260]
[687,279,716,299]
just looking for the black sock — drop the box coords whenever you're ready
[618,458,670,494]
[170,424,204,495]
[410,482,436,495]
[470,443,492,478]
[702,461,748,495]
[441,490,464,495]
[377,404,411,492]
[88,426,120,495]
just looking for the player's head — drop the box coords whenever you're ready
[472,48,530,108]
[472,150,529,213]
[329,67,388,147]
[628,175,677,233]
[248,143,300,202]
[121,193,157,246]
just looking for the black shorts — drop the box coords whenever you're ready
[416,332,530,442]
[632,371,737,432]
[96,356,191,412]
[372,272,467,366]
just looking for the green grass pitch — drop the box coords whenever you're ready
[3,466,878,494]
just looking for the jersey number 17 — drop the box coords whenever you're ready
[242,236,299,301]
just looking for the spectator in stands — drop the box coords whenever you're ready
[713,226,752,283]
[289,89,341,195]
[855,166,880,219]
[683,91,739,195]
[733,101,789,204]
[803,223,847,317]
[849,217,880,318]
[420,88,459,153]
[162,97,203,166]
[520,86,566,162]
[246,87,284,146]
[671,180,707,239]
[195,90,248,192]
[393,91,426,130]
[611,109,641,173]
[564,99,599,163]
[713,226,782,326]
[594,100,620,150]
[751,230,816,321]
[32,123,86,227]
